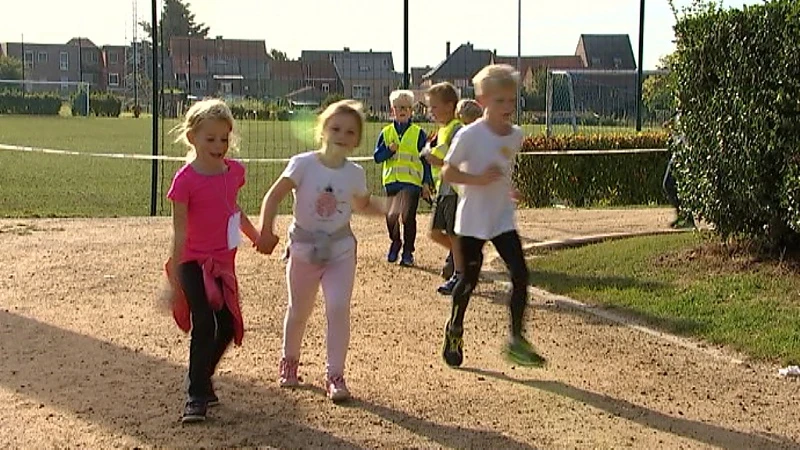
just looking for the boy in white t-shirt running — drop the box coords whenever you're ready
[440,64,546,368]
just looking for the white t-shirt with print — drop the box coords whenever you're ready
[281,151,368,262]
[444,119,523,240]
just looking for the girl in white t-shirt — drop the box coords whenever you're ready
[256,100,387,402]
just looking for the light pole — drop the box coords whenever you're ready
[636,0,645,131]
[517,0,522,124]
[403,0,409,89]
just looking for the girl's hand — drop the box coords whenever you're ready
[256,231,280,255]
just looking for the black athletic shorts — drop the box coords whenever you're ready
[431,194,458,235]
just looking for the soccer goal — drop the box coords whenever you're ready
[0,79,91,115]
[546,69,665,136]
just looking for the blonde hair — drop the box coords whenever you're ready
[389,89,415,107]
[456,99,483,124]
[171,98,238,162]
[426,82,459,109]
[315,99,366,147]
[472,64,520,97]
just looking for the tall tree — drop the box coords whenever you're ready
[269,49,288,61]
[642,53,676,114]
[139,0,209,49]
[0,56,23,80]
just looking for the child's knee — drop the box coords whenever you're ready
[510,263,529,287]
[325,301,350,323]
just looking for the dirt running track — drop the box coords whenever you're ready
[1,208,798,449]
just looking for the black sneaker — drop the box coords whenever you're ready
[181,400,207,424]
[442,321,464,367]
[437,275,459,296]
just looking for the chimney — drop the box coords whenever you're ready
[446,41,451,58]
[344,47,350,53]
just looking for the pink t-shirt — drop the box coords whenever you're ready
[167,159,246,263]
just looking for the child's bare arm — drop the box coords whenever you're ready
[238,209,260,244]
[426,154,445,167]
[442,163,502,186]
[258,177,295,234]
[256,177,295,254]
[170,201,188,276]
[352,193,387,216]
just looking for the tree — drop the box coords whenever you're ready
[319,93,345,110]
[269,49,288,61]
[0,56,23,81]
[642,53,676,115]
[139,0,209,50]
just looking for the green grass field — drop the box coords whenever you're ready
[531,232,800,363]
[0,115,650,217]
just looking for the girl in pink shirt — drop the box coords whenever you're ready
[165,98,259,423]
[256,100,387,403]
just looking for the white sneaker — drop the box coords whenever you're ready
[325,374,351,403]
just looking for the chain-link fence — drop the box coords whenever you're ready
[0,1,666,218]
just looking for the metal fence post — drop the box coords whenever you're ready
[150,0,159,216]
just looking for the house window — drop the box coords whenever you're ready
[37,52,48,63]
[454,79,467,88]
[221,82,233,94]
[109,51,118,64]
[352,85,371,99]
[108,73,120,86]
[194,79,207,91]
[359,65,370,72]
[60,75,69,90]
[83,52,98,64]
[591,57,601,66]
[24,51,33,68]
[321,83,330,93]
[613,57,622,69]
[383,85,389,96]
[60,52,69,71]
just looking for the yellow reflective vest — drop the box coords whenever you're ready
[381,123,424,187]
[430,119,463,194]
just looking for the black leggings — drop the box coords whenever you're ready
[450,230,529,337]
[179,261,235,400]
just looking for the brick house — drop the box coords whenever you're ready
[301,48,398,113]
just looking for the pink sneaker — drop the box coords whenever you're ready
[325,374,351,403]
[279,357,301,388]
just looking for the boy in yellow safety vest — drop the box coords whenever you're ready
[422,82,465,295]
[373,90,433,266]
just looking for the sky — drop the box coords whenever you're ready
[1,0,763,70]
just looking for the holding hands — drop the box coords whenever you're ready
[255,228,280,255]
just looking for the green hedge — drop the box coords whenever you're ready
[229,99,271,120]
[671,0,800,250]
[0,91,61,115]
[523,132,668,151]
[72,92,122,117]
[513,132,670,207]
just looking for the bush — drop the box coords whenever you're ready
[670,0,800,251]
[523,132,668,151]
[0,91,61,115]
[513,132,671,207]
[229,98,270,120]
[72,92,122,117]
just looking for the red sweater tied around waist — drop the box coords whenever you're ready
[164,255,244,346]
